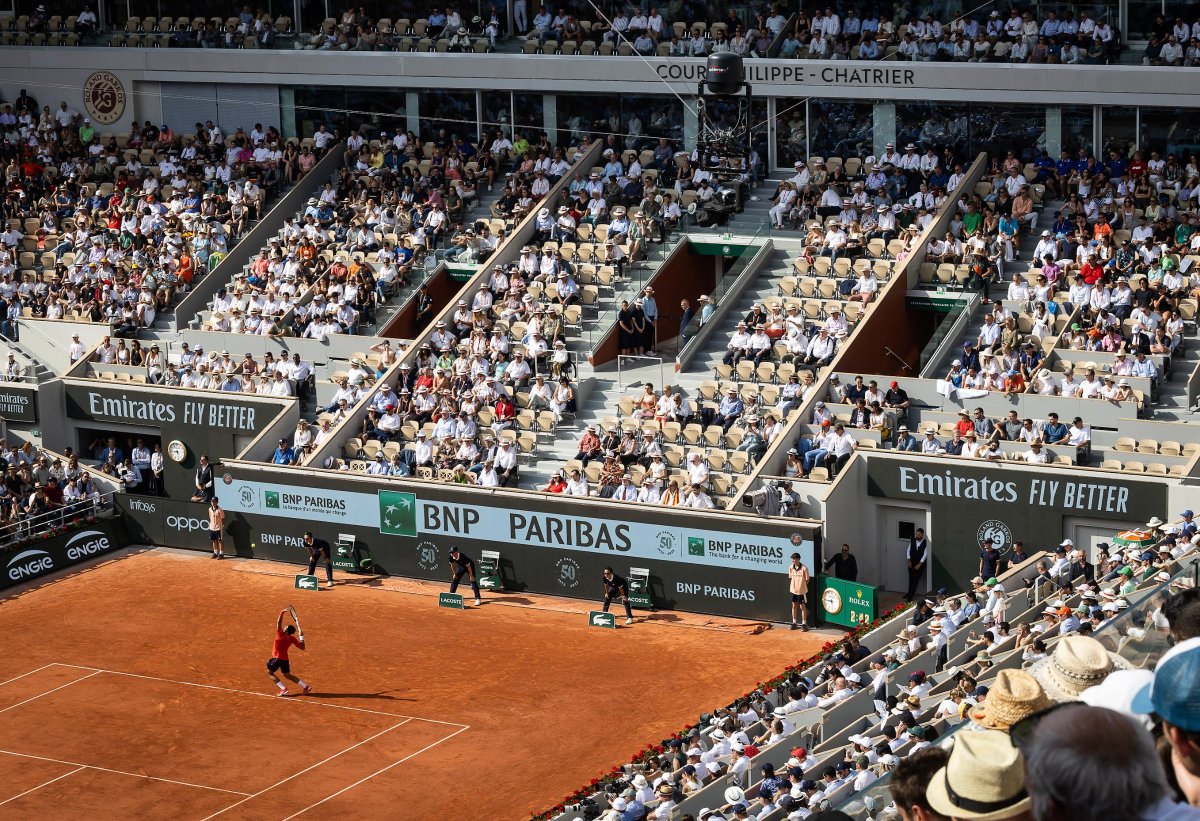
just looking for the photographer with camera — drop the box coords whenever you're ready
[742,479,800,517]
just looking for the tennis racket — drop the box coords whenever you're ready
[286,605,303,641]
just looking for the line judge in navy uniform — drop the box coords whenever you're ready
[602,566,634,625]
[448,545,481,606]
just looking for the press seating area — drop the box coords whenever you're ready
[102,15,296,48]
[0,13,84,44]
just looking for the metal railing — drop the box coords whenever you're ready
[674,218,773,370]
[0,492,114,551]
[917,291,980,377]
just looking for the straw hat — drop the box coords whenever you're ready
[1029,635,1132,702]
[925,729,1032,820]
[968,669,1053,730]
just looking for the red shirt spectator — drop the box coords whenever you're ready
[1080,259,1105,284]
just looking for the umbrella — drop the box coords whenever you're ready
[1113,528,1157,548]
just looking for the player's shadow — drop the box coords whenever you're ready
[304,691,416,702]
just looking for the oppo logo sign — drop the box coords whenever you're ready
[7,549,53,581]
[168,516,208,532]
[65,530,112,560]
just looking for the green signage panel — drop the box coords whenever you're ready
[588,610,617,629]
[907,293,967,313]
[378,490,418,536]
[819,576,878,628]
[438,592,464,609]
[479,555,503,591]
[689,240,754,257]
[294,574,320,591]
[628,576,652,609]
[332,543,357,573]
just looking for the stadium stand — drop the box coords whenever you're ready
[17,3,1138,65]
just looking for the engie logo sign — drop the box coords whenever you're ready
[0,522,122,590]
[7,548,53,581]
[65,530,113,560]
[2,528,114,580]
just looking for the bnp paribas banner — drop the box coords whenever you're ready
[226,479,809,573]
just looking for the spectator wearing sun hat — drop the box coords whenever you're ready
[646,780,678,820]
[1029,635,1133,702]
[969,669,1053,731]
[926,729,1032,821]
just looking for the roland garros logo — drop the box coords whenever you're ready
[83,71,126,125]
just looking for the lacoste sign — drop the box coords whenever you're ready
[588,610,616,629]
[438,592,464,609]
[294,574,320,590]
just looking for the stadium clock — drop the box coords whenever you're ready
[167,440,188,463]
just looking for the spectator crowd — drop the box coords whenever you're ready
[0,91,298,339]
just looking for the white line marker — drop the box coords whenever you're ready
[50,664,467,727]
[0,665,57,688]
[0,671,99,715]
[0,765,85,806]
[0,750,250,796]
[281,725,470,819]
[198,719,414,820]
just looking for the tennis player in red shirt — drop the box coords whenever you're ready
[267,610,311,697]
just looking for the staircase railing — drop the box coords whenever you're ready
[674,219,773,372]
[917,292,980,378]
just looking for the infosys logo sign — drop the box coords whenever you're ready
[7,548,53,581]
[65,530,113,560]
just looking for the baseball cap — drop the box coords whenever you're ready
[1132,637,1200,731]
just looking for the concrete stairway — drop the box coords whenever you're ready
[364,184,509,335]
[513,228,693,489]
[690,176,782,237]
[1152,345,1200,422]
[932,205,1046,376]
[677,246,800,388]
[513,243,797,490]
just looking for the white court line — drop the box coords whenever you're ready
[281,725,471,820]
[0,765,86,806]
[0,665,57,688]
[51,664,468,727]
[198,718,414,821]
[0,763,85,806]
[0,671,99,715]
[0,750,250,796]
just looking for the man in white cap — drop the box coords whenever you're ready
[67,333,86,363]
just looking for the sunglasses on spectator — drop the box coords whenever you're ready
[1009,702,1084,751]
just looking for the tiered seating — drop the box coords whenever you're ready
[549,539,1193,820]
[3,116,290,332]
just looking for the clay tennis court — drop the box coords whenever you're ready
[0,548,829,819]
